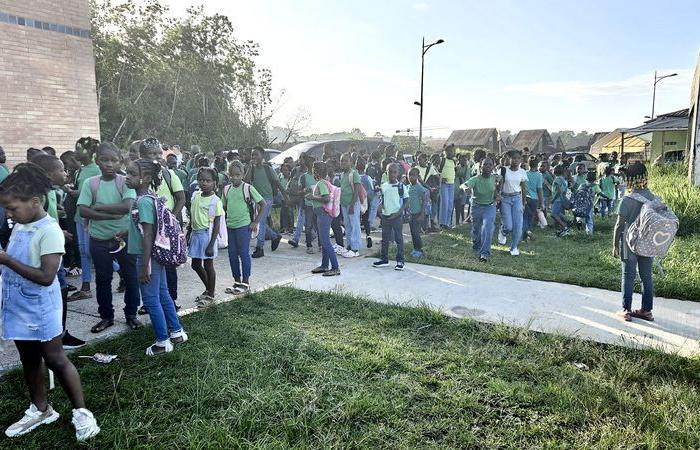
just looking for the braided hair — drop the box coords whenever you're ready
[75,137,100,156]
[197,166,218,189]
[0,162,54,202]
[133,159,162,191]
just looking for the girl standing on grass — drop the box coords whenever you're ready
[223,161,265,295]
[126,158,188,356]
[306,161,341,277]
[0,164,99,441]
[188,168,223,308]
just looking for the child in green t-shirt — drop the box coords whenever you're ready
[408,168,427,258]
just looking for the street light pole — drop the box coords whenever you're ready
[651,70,678,120]
[416,37,444,153]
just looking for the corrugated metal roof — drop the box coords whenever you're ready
[445,128,497,147]
[511,129,554,152]
[590,129,650,155]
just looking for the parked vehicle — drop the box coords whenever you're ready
[552,151,598,172]
[270,140,388,165]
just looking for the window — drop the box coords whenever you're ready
[663,141,677,147]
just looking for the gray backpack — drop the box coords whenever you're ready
[625,192,679,258]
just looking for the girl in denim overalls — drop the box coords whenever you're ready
[0,164,99,441]
[125,155,188,356]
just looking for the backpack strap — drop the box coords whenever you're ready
[88,175,101,206]
[115,174,126,196]
[161,167,173,195]
[263,164,280,194]
[439,157,446,173]
[628,192,651,204]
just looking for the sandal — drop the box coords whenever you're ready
[145,340,173,356]
[617,310,632,322]
[195,296,214,309]
[170,330,188,345]
[137,305,148,315]
[233,283,250,295]
[90,319,114,333]
[631,309,654,322]
[225,286,237,294]
[125,316,144,330]
[67,267,82,277]
[68,290,92,301]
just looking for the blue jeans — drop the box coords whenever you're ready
[500,195,524,251]
[90,237,140,320]
[227,226,252,280]
[280,204,294,230]
[368,195,382,229]
[551,198,566,223]
[585,206,594,234]
[316,208,339,270]
[471,203,496,257]
[409,213,423,251]
[622,252,654,311]
[342,201,361,251]
[292,203,305,243]
[256,197,280,249]
[522,197,539,237]
[136,256,182,342]
[380,215,404,262]
[76,221,92,283]
[600,198,613,216]
[439,183,454,226]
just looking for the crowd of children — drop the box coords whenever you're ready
[0,137,659,442]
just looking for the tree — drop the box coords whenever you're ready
[279,108,311,145]
[90,0,273,151]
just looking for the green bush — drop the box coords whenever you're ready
[649,163,700,236]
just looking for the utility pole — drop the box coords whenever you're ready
[415,37,444,153]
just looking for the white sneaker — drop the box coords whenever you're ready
[72,408,100,441]
[510,248,520,256]
[343,250,359,258]
[333,244,343,255]
[5,404,59,438]
[498,229,507,245]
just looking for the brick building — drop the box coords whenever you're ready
[0,0,99,165]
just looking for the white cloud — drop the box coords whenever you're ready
[505,69,692,102]
[413,2,430,11]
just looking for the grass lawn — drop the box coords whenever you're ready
[397,217,700,302]
[1,287,699,448]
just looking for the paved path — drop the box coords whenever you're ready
[2,231,699,373]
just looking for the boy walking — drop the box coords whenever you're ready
[407,168,427,258]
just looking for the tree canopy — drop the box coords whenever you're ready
[90,0,273,152]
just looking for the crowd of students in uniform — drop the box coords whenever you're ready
[0,137,658,442]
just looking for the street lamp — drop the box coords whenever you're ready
[651,71,678,120]
[417,37,445,152]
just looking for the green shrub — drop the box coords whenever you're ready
[649,163,700,236]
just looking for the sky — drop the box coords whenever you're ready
[163,0,700,138]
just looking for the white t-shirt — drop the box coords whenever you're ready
[502,168,528,194]
[12,217,65,268]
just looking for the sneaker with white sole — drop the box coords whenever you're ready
[510,248,520,256]
[5,404,60,438]
[498,228,507,245]
[343,250,359,258]
[395,262,405,271]
[372,260,389,268]
[146,339,174,356]
[72,408,100,441]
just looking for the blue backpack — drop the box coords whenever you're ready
[572,183,594,218]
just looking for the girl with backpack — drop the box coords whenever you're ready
[306,161,341,277]
[188,168,223,308]
[223,161,265,295]
[0,164,100,441]
[613,162,669,322]
[126,159,188,356]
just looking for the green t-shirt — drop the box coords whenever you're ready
[157,168,184,211]
[310,180,330,209]
[45,190,58,221]
[552,176,568,201]
[408,183,427,214]
[441,158,456,184]
[302,173,316,207]
[278,173,290,190]
[599,175,616,200]
[127,196,156,255]
[525,170,543,200]
[190,192,224,231]
[573,174,587,192]
[381,182,408,215]
[0,165,9,183]
[77,177,137,240]
[223,183,263,230]
[174,168,188,187]
[542,171,554,197]
[340,170,361,207]
[73,163,101,223]
[251,166,274,199]
[465,175,497,205]
[13,217,65,268]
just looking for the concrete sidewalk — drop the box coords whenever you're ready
[2,232,699,373]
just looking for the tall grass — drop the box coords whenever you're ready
[649,163,700,236]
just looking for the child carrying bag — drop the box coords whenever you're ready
[132,195,188,267]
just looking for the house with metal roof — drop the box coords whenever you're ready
[590,129,650,157]
[511,129,556,154]
[444,128,499,153]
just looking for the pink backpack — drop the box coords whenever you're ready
[131,195,188,267]
[315,179,341,218]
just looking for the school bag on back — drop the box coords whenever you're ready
[625,193,679,258]
[132,194,187,267]
[224,183,257,222]
[572,183,593,218]
[315,179,341,218]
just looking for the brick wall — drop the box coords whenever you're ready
[0,0,99,166]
